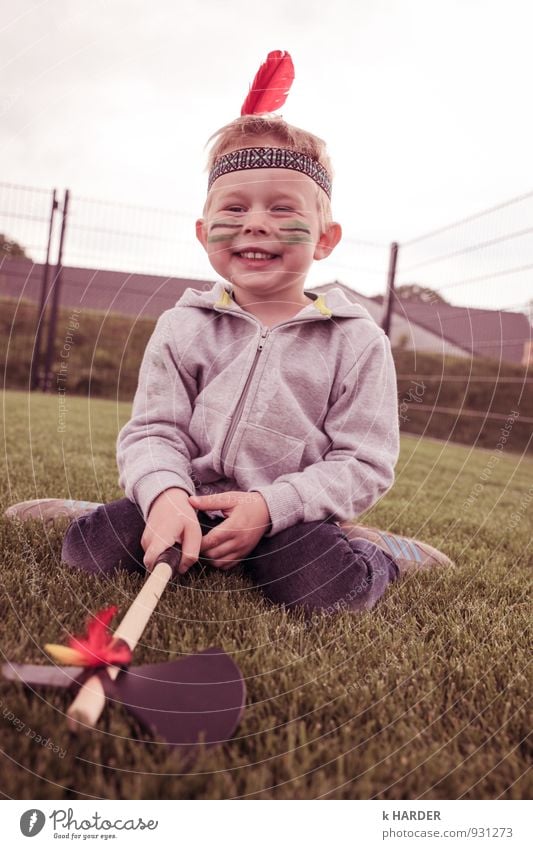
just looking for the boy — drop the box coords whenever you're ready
[5,112,452,613]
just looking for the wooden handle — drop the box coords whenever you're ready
[66,546,181,731]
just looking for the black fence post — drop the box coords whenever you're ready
[30,189,59,390]
[42,189,70,393]
[381,241,398,337]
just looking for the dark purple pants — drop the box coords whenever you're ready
[61,497,399,615]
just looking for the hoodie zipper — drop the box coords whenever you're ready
[218,311,330,471]
[220,325,270,467]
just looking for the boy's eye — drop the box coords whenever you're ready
[225,205,293,212]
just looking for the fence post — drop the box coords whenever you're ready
[30,189,59,391]
[42,189,70,392]
[381,241,398,337]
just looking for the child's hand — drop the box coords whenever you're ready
[142,488,202,575]
[188,491,271,570]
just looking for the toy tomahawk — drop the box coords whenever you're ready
[1,547,246,748]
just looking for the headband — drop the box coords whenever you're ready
[208,146,332,199]
[207,50,332,200]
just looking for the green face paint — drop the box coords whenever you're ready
[279,233,314,244]
[207,218,240,244]
[279,220,312,234]
[206,217,314,246]
[208,233,238,243]
[279,221,314,244]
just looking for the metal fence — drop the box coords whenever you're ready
[0,180,532,451]
[0,181,394,392]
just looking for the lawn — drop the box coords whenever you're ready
[0,388,531,800]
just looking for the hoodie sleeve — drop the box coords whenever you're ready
[116,310,198,521]
[249,332,400,537]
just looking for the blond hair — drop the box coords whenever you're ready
[202,114,334,232]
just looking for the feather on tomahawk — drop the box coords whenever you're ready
[2,547,246,748]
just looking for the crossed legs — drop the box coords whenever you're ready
[61,497,399,614]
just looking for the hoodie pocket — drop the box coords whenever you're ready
[228,420,306,486]
[189,401,229,460]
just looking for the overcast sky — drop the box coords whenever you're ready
[1,0,532,310]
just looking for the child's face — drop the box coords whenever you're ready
[196,143,341,298]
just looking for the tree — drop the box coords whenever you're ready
[394,283,449,304]
[0,233,28,259]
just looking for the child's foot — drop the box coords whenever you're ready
[340,523,455,577]
[3,498,103,527]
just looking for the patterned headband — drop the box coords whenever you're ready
[207,50,333,201]
[208,146,332,199]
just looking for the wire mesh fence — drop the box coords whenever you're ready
[0,182,55,264]
[398,189,533,309]
[0,180,531,452]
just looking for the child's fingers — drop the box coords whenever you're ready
[177,524,203,574]
[144,539,178,571]
[143,543,164,572]
[203,539,237,560]
[199,524,237,553]
[209,553,242,570]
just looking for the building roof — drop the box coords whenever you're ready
[313,280,531,365]
[2,260,530,365]
[391,299,531,365]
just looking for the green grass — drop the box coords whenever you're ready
[0,388,531,800]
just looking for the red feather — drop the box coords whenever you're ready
[69,604,132,667]
[240,50,295,116]
[44,604,132,668]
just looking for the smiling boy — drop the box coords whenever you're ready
[195,133,341,328]
[6,114,453,611]
[117,112,451,594]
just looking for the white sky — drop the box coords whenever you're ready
[1,0,532,311]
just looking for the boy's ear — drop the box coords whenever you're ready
[314,222,342,261]
[195,218,208,251]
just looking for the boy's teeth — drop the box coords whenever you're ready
[238,251,277,259]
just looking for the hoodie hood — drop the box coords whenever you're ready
[177,280,375,323]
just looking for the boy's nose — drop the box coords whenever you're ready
[242,211,271,234]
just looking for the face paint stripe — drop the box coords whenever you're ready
[207,234,239,243]
[205,216,313,245]
[279,221,312,233]
[279,235,313,244]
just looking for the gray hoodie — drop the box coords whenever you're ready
[116,280,400,537]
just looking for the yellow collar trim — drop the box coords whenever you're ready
[313,294,333,316]
[214,287,332,317]
[214,288,233,309]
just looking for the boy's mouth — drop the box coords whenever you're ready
[233,250,280,259]
[233,249,281,266]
